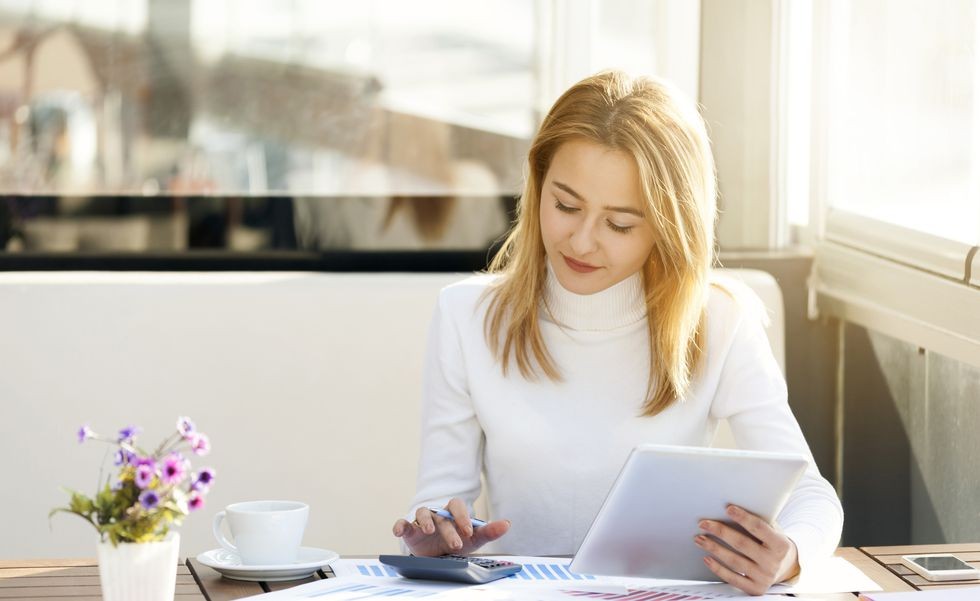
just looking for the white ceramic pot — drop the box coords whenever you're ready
[96,532,180,601]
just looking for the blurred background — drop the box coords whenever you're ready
[1,0,979,556]
[2,0,975,253]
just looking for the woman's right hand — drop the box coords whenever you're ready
[392,497,511,557]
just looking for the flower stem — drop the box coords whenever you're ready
[154,432,182,458]
[96,446,110,492]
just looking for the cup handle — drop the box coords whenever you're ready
[212,511,238,554]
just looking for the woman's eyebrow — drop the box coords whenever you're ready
[553,181,643,217]
[553,181,586,202]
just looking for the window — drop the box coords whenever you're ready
[0,0,696,257]
[805,0,980,367]
[819,0,980,245]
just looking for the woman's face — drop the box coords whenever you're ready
[539,139,656,295]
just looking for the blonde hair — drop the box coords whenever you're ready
[484,70,717,416]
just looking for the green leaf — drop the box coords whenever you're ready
[49,507,99,536]
[68,492,95,516]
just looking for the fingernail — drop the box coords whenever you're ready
[505,520,512,527]
[704,556,713,566]
[694,535,705,544]
[699,520,709,530]
[727,506,739,517]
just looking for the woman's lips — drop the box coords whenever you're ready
[562,254,600,273]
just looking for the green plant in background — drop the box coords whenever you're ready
[51,417,215,546]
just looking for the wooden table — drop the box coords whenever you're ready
[860,543,980,594]
[2,546,978,600]
[0,558,205,600]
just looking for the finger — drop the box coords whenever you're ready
[446,498,474,537]
[435,514,463,551]
[726,505,777,546]
[471,519,511,547]
[415,506,436,535]
[703,555,765,597]
[394,519,428,544]
[694,533,759,581]
[393,519,412,537]
[699,519,763,558]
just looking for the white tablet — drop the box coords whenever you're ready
[569,444,808,581]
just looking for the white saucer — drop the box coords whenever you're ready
[196,547,339,582]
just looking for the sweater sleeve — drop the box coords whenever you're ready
[709,298,843,576]
[407,290,485,520]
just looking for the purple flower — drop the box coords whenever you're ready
[189,433,211,456]
[133,456,155,468]
[190,468,215,491]
[177,416,196,438]
[117,426,141,443]
[77,425,94,444]
[139,490,159,510]
[188,493,205,512]
[134,463,155,489]
[161,453,188,485]
[113,449,136,466]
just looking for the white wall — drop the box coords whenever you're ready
[2,272,463,559]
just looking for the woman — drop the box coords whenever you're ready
[391,71,842,596]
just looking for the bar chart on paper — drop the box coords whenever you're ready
[561,589,766,600]
[321,588,732,600]
[321,560,765,600]
[508,561,597,582]
[330,558,598,582]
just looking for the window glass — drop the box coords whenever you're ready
[823,0,980,244]
[0,0,696,256]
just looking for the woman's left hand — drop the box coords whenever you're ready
[694,504,800,596]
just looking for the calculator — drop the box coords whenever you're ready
[378,554,523,584]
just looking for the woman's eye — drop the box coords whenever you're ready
[606,220,634,234]
[554,199,579,213]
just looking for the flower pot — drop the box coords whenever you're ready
[96,532,180,601]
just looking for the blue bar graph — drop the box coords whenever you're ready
[353,563,398,577]
[537,564,558,580]
[504,562,595,581]
[343,559,593,583]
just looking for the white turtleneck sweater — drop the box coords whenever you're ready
[409,268,843,573]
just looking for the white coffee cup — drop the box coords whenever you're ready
[212,500,309,565]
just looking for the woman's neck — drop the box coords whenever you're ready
[543,262,646,331]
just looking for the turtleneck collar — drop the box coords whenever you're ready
[542,261,647,331]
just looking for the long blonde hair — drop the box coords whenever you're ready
[484,70,717,416]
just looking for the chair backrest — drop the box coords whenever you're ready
[0,268,783,559]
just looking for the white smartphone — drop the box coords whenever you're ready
[900,554,980,581]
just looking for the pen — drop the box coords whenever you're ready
[427,507,487,529]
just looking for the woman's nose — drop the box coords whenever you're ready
[569,219,599,256]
